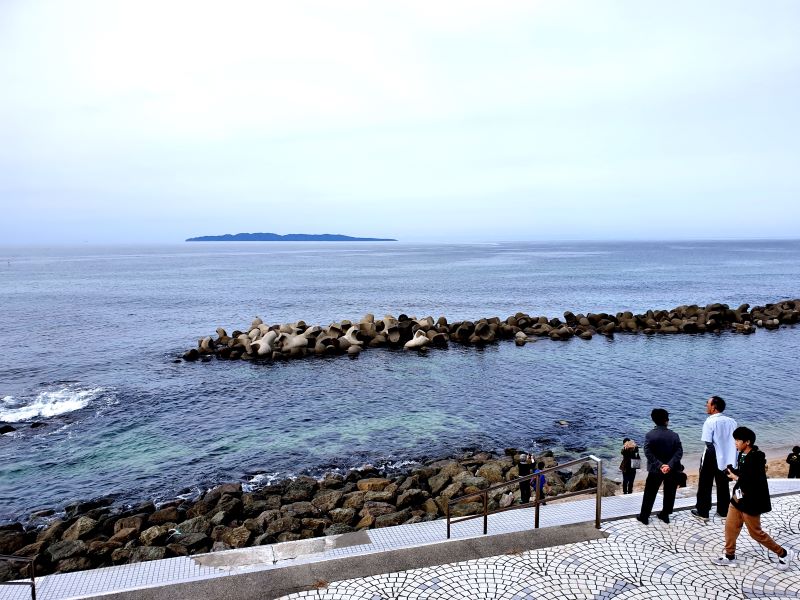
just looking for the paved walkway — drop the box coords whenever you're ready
[278,492,800,600]
[2,479,799,600]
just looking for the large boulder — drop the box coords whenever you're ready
[0,529,29,555]
[47,540,87,562]
[139,525,170,546]
[324,523,356,536]
[15,541,46,558]
[476,462,505,484]
[214,495,243,520]
[130,546,166,563]
[221,526,251,548]
[449,502,483,517]
[566,473,596,493]
[149,506,180,525]
[86,540,122,561]
[266,516,299,537]
[364,490,395,503]
[311,490,343,512]
[280,502,319,518]
[177,516,211,535]
[342,491,366,510]
[329,508,356,524]
[114,515,145,534]
[172,532,210,552]
[428,473,451,495]
[56,557,93,573]
[359,501,396,519]
[396,489,429,510]
[375,509,412,528]
[453,474,489,492]
[37,520,66,543]
[356,478,391,492]
[300,518,330,536]
[282,477,319,503]
[437,461,466,479]
[62,517,98,541]
[64,497,114,519]
[108,527,139,545]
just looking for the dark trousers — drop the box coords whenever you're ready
[639,471,678,519]
[520,480,531,504]
[622,470,636,494]
[696,455,731,517]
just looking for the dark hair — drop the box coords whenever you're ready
[733,426,756,445]
[710,395,726,412]
[623,437,630,443]
[793,446,800,454]
[651,408,669,426]
[536,461,544,469]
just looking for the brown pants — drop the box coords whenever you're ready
[725,503,783,557]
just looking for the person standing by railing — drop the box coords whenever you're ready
[692,395,737,522]
[533,461,550,504]
[787,446,800,478]
[518,452,532,504]
[637,408,684,525]
[620,437,641,494]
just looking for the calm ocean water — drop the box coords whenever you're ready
[0,240,799,522]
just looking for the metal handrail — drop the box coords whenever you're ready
[0,554,36,600]
[446,454,603,539]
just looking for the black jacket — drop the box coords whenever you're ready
[787,452,800,477]
[643,426,683,475]
[620,446,640,472]
[731,446,771,516]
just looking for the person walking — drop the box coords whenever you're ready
[786,446,800,479]
[637,408,683,525]
[620,438,641,494]
[711,427,794,570]
[692,395,737,522]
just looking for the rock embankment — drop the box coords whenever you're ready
[0,450,616,581]
[182,299,800,362]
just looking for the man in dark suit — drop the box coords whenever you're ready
[637,408,683,525]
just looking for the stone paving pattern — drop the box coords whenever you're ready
[277,494,800,600]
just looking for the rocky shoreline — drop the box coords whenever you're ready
[182,299,800,363]
[0,449,617,581]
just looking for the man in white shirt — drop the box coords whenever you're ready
[692,395,738,521]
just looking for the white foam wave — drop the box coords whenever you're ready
[0,387,106,423]
[242,472,283,492]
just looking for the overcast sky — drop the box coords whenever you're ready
[1,1,799,243]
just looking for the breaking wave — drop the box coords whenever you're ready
[0,387,107,423]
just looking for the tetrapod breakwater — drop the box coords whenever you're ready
[181,298,799,363]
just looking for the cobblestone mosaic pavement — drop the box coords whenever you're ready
[278,495,800,600]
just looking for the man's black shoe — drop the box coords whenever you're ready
[636,515,649,526]
[657,513,670,524]
[691,509,709,523]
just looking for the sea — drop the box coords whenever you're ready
[1,240,799,523]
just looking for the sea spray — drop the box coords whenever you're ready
[0,386,107,422]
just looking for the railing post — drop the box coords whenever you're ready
[31,557,36,600]
[592,455,603,528]
[483,491,488,535]
[534,474,540,528]
[446,502,451,539]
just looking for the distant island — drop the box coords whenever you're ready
[185,232,397,242]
